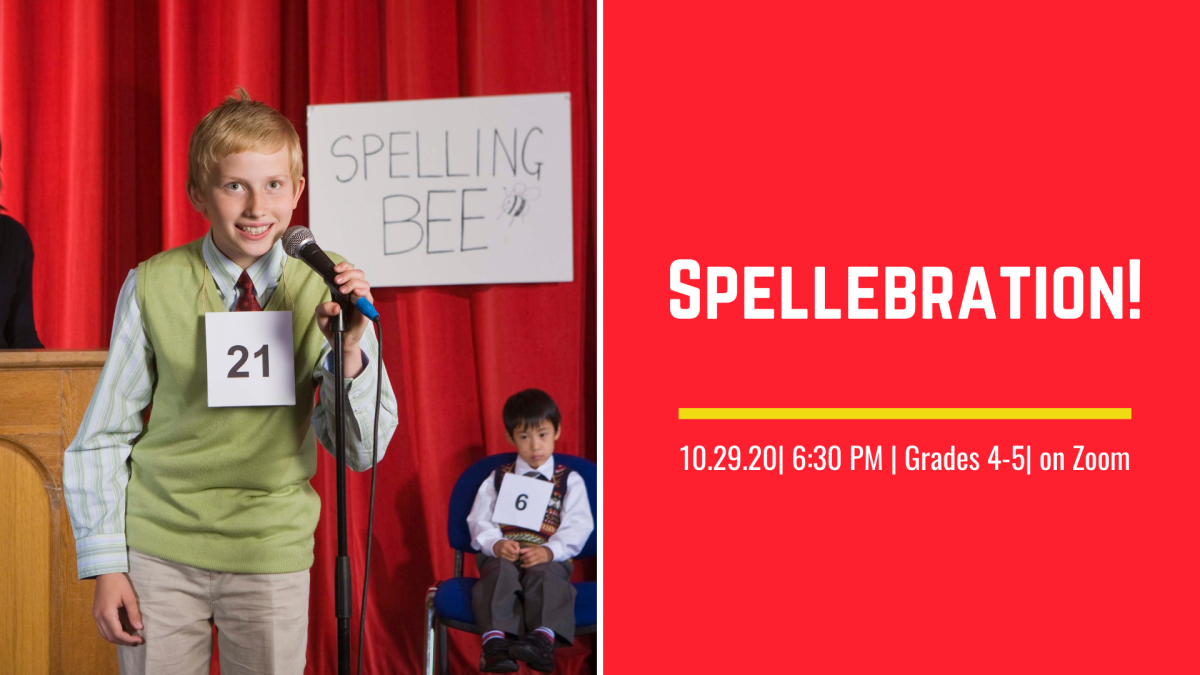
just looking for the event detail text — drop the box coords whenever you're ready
[679,444,1130,474]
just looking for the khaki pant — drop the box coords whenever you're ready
[118,548,310,675]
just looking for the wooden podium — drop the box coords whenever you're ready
[0,350,117,675]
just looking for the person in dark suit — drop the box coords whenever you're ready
[0,134,44,348]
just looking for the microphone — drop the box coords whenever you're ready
[282,227,380,322]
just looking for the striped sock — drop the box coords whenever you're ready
[534,627,555,642]
[482,630,506,644]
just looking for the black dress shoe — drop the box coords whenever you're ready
[509,631,556,673]
[479,638,519,673]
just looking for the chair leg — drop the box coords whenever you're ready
[437,621,449,675]
[424,586,438,675]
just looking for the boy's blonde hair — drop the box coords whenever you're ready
[186,87,303,194]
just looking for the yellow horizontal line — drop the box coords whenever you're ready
[679,408,1131,420]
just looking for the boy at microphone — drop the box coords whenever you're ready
[467,389,594,673]
[64,88,398,674]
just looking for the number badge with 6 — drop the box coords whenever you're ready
[492,473,555,531]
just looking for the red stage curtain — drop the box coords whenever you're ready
[0,1,597,672]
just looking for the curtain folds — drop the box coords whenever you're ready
[0,1,597,672]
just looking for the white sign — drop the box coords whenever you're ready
[307,93,574,287]
[492,473,554,531]
[204,312,297,407]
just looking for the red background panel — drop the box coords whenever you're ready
[605,1,1197,672]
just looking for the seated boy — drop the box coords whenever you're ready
[63,88,399,674]
[467,389,595,673]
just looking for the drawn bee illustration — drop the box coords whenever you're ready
[498,183,541,225]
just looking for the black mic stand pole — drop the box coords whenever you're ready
[332,305,352,675]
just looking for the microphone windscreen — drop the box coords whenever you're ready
[282,227,316,258]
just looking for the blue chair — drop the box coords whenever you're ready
[424,452,597,675]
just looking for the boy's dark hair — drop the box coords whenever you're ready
[502,389,561,435]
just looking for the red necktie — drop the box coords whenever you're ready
[235,271,262,312]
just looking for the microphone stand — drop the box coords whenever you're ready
[331,304,352,675]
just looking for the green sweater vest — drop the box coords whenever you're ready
[126,237,337,573]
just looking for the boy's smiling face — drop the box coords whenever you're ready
[508,419,561,470]
[189,147,304,270]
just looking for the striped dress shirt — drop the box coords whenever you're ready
[63,232,399,578]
